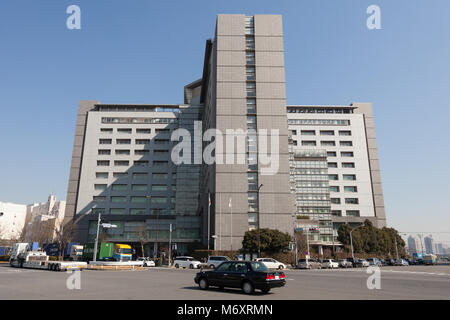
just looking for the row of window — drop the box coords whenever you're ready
[101,117,177,124]
[92,194,176,204]
[287,108,354,114]
[291,130,352,136]
[329,186,358,193]
[97,160,169,167]
[331,210,360,217]
[91,208,176,215]
[329,174,356,181]
[328,162,355,168]
[293,140,353,147]
[98,149,169,156]
[94,184,175,192]
[330,198,359,204]
[288,119,350,126]
[100,128,170,134]
[99,139,170,145]
[96,172,174,179]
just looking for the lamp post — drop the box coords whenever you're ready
[168,223,172,267]
[350,225,363,260]
[93,211,102,262]
[257,184,264,257]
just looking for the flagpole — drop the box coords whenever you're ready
[230,196,233,251]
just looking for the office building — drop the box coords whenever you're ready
[65,14,386,253]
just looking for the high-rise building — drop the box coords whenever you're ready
[65,14,387,254]
[424,236,434,254]
[407,235,419,254]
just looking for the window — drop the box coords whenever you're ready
[330,186,340,192]
[246,51,255,65]
[346,210,360,217]
[247,116,257,130]
[343,174,356,181]
[99,139,112,144]
[133,173,148,179]
[97,160,110,166]
[328,162,338,168]
[248,173,258,190]
[96,172,108,179]
[331,210,342,216]
[339,130,352,136]
[321,141,336,147]
[248,192,258,213]
[340,141,353,147]
[93,196,106,202]
[98,149,111,155]
[116,139,131,144]
[137,128,151,134]
[247,98,256,114]
[327,151,337,157]
[111,196,127,203]
[152,185,168,191]
[342,162,355,168]
[131,197,147,203]
[301,130,315,136]
[136,139,150,145]
[110,208,126,215]
[331,198,341,204]
[320,130,335,136]
[94,184,107,191]
[114,160,129,166]
[112,184,127,191]
[344,186,358,193]
[130,208,146,215]
[245,36,255,49]
[115,149,130,155]
[152,173,168,179]
[113,172,128,178]
[341,152,354,157]
[302,141,316,146]
[328,174,338,181]
[246,67,256,80]
[135,150,150,155]
[345,198,359,204]
[92,208,105,214]
[100,128,113,134]
[117,128,132,134]
[155,139,169,144]
[153,161,168,166]
[155,128,170,134]
[151,197,167,204]
[154,150,168,156]
[134,161,148,166]
[290,130,297,136]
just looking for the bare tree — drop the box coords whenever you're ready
[136,225,149,258]
[53,218,78,260]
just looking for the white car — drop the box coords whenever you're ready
[255,258,287,270]
[137,257,155,267]
[173,256,202,269]
[322,259,339,269]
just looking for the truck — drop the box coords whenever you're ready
[412,252,423,264]
[113,244,133,261]
[82,242,114,261]
[64,242,83,261]
[423,254,437,265]
[9,243,87,271]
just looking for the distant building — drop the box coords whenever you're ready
[424,236,434,254]
[0,202,27,241]
[24,195,66,243]
[434,242,444,255]
[407,235,419,254]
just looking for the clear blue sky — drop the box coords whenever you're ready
[1,1,449,243]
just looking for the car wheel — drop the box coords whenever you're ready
[242,281,255,294]
[278,265,284,270]
[175,264,179,269]
[199,278,209,290]
[189,264,194,269]
[261,288,270,294]
[209,264,215,269]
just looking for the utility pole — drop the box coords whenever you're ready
[93,211,101,262]
[207,192,211,252]
[168,224,172,267]
[395,237,399,260]
[292,216,298,268]
[306,228,310,264]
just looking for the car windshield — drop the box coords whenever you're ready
[120,249,132,254]
[250,262,268,272]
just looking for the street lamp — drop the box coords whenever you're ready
[257,184,264,257]
[350,225,364,260]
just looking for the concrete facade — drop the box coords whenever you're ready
[0,202,27,240]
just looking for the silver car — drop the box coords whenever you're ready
[338,259,352,268]
[298,258,322,269]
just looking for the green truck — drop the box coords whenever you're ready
[82,243,114,261]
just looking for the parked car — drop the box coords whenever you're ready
[346,258,359,268]
[355,259,370,267]
[395,258,409,266]
[173,256,202,269]
[194,260,286,294]
[405,258,416,265]
[297,258,322,269]
[338,259,353,268]
[254,258,287,270]
[379,258,386,266]
[207,256,231,269]
[322,259,339,269]
[385,259,396,266]
[367,258,382,267]
[137,257,155,267]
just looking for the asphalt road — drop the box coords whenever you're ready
[1,263,450,300]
